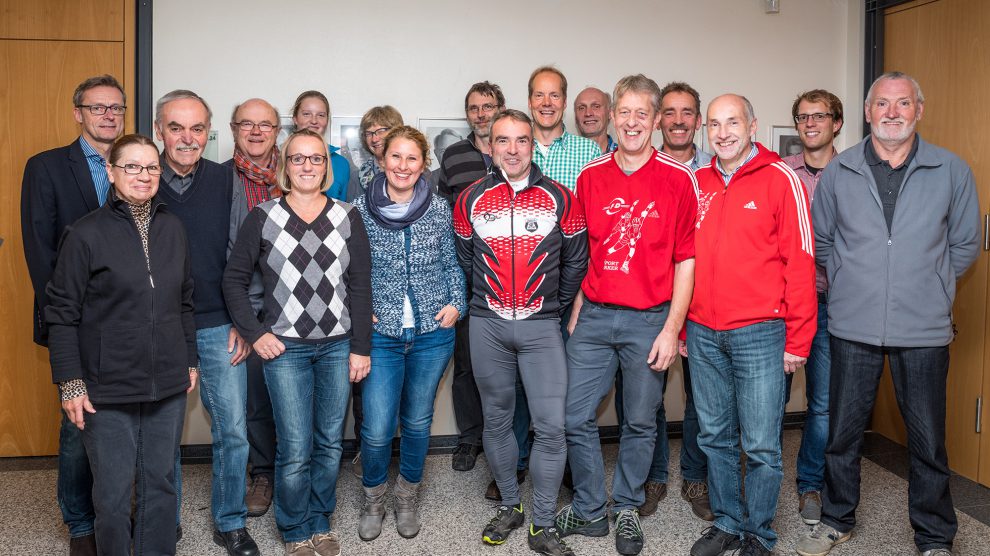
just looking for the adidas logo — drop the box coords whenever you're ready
[743,201,757,210]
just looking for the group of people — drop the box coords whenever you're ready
[20,65,977,556]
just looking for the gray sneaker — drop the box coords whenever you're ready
[554,504,609,538]
[795,523,851,556]
[920,550,953,556]
[799,491,823,525]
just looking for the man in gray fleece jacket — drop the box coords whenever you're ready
[797,72,980,556]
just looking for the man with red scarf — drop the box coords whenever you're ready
[223,98,281,519]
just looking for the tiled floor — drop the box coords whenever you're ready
[1,431,989,555]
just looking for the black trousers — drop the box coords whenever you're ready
[81,391,186,556]
[450,317,484,445]
[246,353,276,478]
[822,337,956,552]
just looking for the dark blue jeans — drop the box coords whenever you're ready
[57,412,95,538]
[59,407,182,537]
[361,327,455,487]
[264,338,351,542]
[615,356,707,484]
[785,300,830,494]
[821,337,956,552]
[81,391,186,556]
[687,319,786,551]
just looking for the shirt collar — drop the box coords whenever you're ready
[78,136,105,160]
[865,134,919,169]
[159,154,198,183]
[716,144,759,182]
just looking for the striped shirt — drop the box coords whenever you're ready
[533,130,602,190]
[78,137,112,206]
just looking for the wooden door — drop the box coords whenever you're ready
[873,0,990,484]
[0,0,132,457]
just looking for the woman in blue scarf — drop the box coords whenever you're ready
[352,126,466,542]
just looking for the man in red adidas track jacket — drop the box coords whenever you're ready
[685,94,816,556]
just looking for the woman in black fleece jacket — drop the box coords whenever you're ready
[45,134,197,556]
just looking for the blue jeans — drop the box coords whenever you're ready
[361,327,455,487]
[687,319,786,551]
[785,301,830,494]
[565,302,669,519]
[615,356,708,484]
[264,338,351,542]
[58,412,95,537]
[197,323,250,532]
[822,338,955,552]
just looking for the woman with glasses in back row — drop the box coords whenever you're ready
[224,129,373,556]
[46,133,197,556]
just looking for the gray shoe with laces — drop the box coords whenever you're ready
[613,509,644,555]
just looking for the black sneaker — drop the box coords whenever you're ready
[554,504,609,538]
[691,526,741,556]
[613,509,644,555]
[482,503,525,545]
[734,534,770,556]
[452,443,482,471]
[528,524,575,556]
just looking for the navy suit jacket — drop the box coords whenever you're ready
[21,139,102,346]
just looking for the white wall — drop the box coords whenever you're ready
[155,0,865,444]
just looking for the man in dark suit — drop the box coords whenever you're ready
[20,74,125,556]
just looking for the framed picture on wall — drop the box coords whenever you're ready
[418,117,472,170]
[276,115,297,148]
[771,125,802,158]
[331,116,366,168]
[695,123,710,154]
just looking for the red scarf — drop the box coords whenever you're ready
[234,146,281,209]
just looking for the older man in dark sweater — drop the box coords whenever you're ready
[153,90,258,556]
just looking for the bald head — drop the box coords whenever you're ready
[574,87,611,141]
[707,94,758,171]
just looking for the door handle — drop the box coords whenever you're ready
[984,214,989,251]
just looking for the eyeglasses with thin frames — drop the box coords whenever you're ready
[363,127,391,139]
[77,104,126,116]
[112,163,163,176]
[233,121,276,133]
[794,113,833,124]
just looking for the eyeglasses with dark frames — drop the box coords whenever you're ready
[286,154,327,166]
[77,104,127,116]
[794,113,833,124]
[112,163,163,176]
[363,127,391,139]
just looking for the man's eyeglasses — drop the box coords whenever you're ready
[286,154,327,166]
[233,121,276,132]
[467,104,498,114]
[77,104,126,116]
[363,127,391,139]
[794,113,833,124]
[112,163,163,176]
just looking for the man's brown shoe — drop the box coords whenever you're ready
[246,475,273,517]
[70,533,97,556]
[485,469,527,501]
[681,480,715,521]
[638,481,667,517]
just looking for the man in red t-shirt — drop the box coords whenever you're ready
[554,75,697,556]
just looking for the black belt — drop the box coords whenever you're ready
[590,300,668,313]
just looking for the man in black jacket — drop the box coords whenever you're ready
[153,90,258,556]
[435,81,512,476]
[20,74,124,556]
